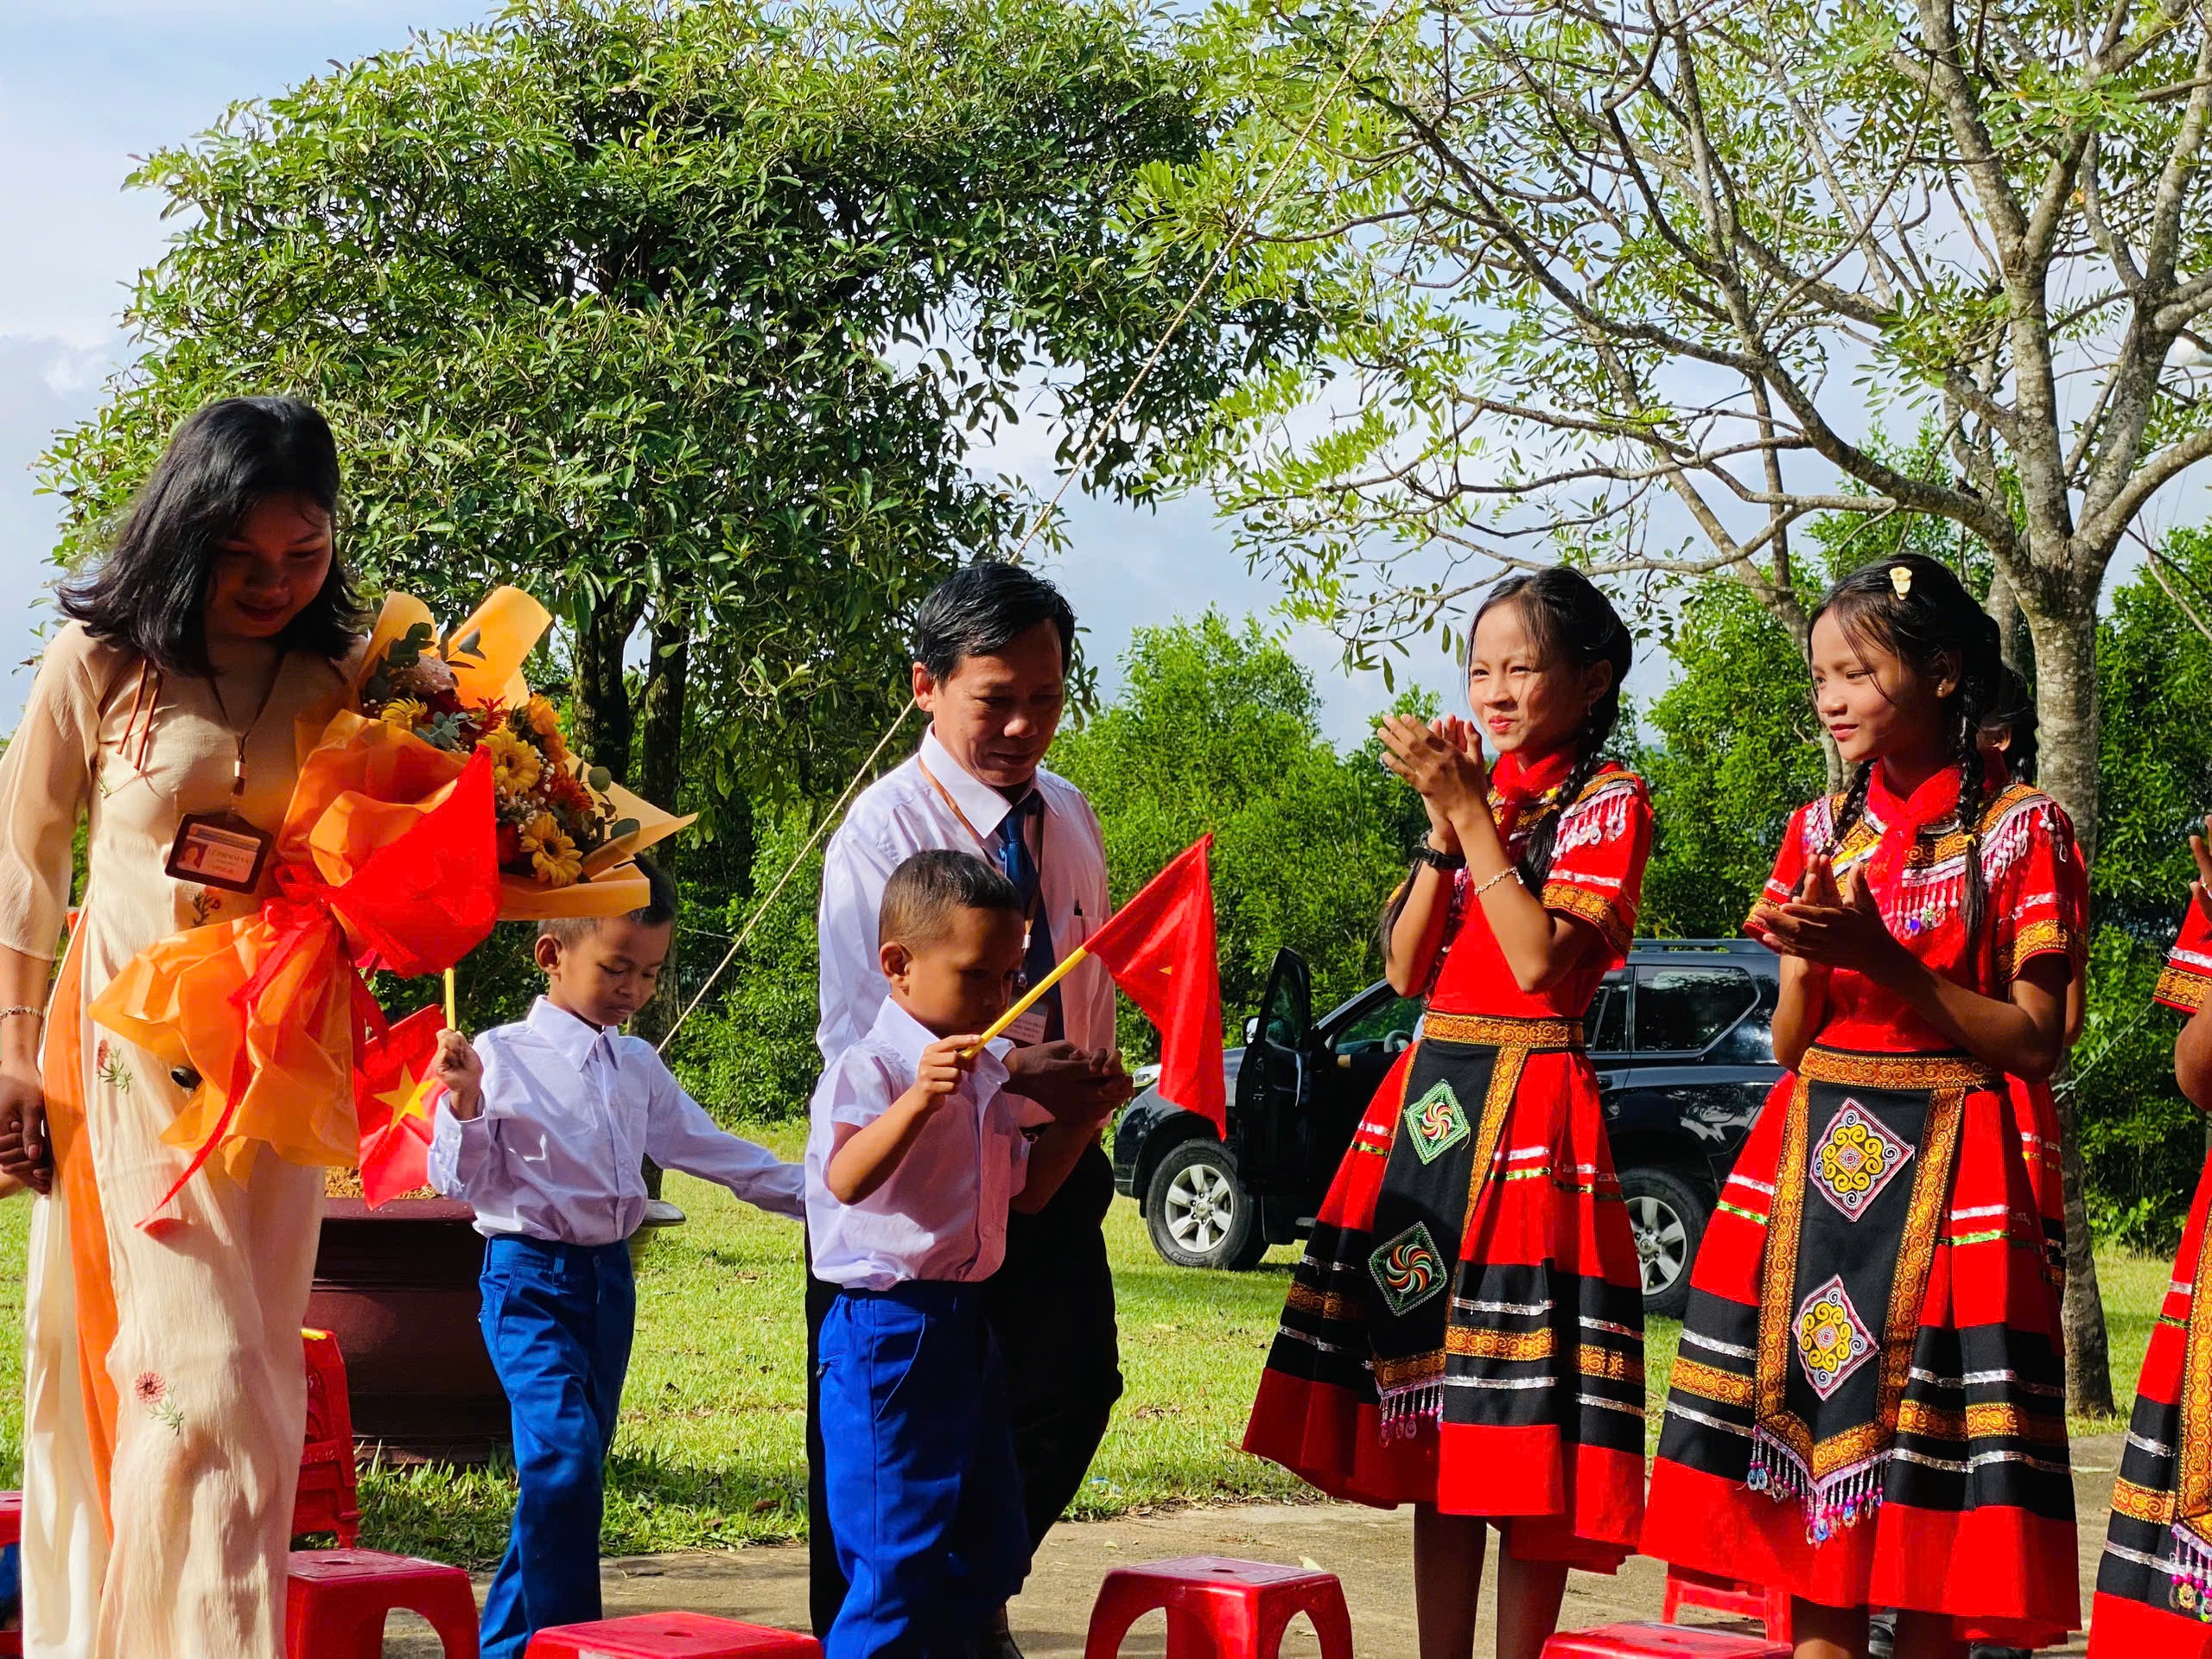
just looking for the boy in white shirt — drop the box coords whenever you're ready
[429,858,804,1659]
[807,849,1114,1659]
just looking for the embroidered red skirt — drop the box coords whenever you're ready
[1642,1052,2077,1647]
[2089,1144,2212,1656]
[1243,1015,1646,1568]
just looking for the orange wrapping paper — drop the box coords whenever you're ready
[90,587,694,1219]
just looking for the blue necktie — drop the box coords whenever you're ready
[994,793,1062,1042]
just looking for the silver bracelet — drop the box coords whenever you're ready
[0,1007,41,1024]
[1471,867,1520,899]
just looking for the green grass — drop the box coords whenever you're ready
[0,1137,2169,1567]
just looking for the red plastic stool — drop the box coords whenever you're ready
[294,1329,361,1547]
[1661,1567,1791,1641]
[524,1611,821,1656]
[1542,1624,1790,1657]
[0,1488,20,1659]
[284,1548,479,1657]
[1084,1555,1353,1659]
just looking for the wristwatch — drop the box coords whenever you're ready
[1411,843,1466,872]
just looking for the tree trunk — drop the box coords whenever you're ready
[1986,568,2029,678]
[571,588,646,782]
[631,609,690,1052]
[2024,602,2116,1418]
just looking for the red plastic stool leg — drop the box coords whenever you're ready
[1084,1580,1164,1659]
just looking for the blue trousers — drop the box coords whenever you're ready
[477,1234,636,1659]
[819,1282,1029,1659]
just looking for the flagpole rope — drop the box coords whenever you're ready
[658,1,1402,1054]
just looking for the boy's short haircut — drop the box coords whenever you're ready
[879,849,1023,950]
[538,852,677,947]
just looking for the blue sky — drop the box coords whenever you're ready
[0,0,1481,747]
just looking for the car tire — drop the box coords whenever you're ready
[1619,1165,1707,1320]
[1145,1140,1268,1271]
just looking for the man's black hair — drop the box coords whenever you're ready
[538,853,677,947]
[912,560,1076,683]
[879,849,1023,950]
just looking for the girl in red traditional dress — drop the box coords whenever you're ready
[1642,554,2082,1658]
[2087,828,2212,1657]
[1245,567,1649,1659]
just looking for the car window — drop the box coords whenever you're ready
[1335,995,1422,1053]
[1633,965,1758,1054]
[1706,999,1777,1065]
[1587,979,1628,1055]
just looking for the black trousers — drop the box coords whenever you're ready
[807,1141,1124,1637]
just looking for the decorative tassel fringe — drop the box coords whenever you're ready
[2166,1520,2212,1619]
[1745,1427,1889,1545]
[1372,1373,1443,1440]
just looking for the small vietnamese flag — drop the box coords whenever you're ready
[1084,836,1225,1133]
[354,1005,446,1207]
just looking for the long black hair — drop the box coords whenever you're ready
[59,396,361,677]
[1382,567,1633,953]
[1810,552,2004,937]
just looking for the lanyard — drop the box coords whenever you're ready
[917,756,1048,933]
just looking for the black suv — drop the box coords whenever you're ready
[1110,940,1783,1317]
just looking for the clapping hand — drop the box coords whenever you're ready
[1378,712,1488,827]
[2191,816,2212,928]
[1750,854,1902,975]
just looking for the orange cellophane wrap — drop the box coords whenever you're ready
[88,586,691,1219]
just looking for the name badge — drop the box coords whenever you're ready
[165,811,274,895]
[1001,1007,1051,1048]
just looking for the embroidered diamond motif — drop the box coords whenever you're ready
[1793,1274,1875,1399]
[1401,1080,1471,1166]
[1810,1098,1914,1221]
[1368,1222,1450,1317]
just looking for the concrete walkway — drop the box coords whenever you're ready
[381,1435,2120,1656]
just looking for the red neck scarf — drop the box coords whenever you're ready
[1490,745,1580,840]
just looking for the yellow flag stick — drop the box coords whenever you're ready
[444,967,459,1029]
[963,946,1090,1058]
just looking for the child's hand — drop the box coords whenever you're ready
[904,1035,978,1116]
[433,1028,485,1120]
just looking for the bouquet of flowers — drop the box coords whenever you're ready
[359,615,632,890]
[92,587,690,1218]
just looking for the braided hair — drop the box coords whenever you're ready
[1473,568,1635,888]
[1811,553,2004,941]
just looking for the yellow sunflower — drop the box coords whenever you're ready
[480,728,543,793]
[524,818,582,887]
[379,696,428,733]
[523,696,563,742]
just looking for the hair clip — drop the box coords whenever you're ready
[1889,564,1913,599]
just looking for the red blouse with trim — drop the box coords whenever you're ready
[1427,748,1652,1020]
[2155,893,2212,1014]
[1750,766,2085,1054]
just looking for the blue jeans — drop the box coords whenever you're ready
[819,1282,1028,1659]
[476,1234,636,1659]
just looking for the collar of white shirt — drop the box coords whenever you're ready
[866,993,1013,1091]
[526,996,618,1071]
[919,726,1034,842]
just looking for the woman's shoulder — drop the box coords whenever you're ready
[1973,780,2074,879]
[1567,760,1649,811]
[35,620,141,705]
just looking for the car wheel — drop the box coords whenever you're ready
[1145,1140,1266,1271]
[1619,1166,1707,1320]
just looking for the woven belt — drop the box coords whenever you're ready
[1421,1010,1584,1050]
[1797,1045,1999,1092]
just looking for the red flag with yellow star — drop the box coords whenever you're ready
[354,1004,447,1206]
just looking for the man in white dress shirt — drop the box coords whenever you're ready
[810,562,1133,1654]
